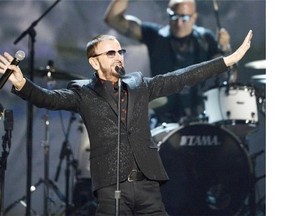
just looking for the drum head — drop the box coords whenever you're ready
[158,123,252,215]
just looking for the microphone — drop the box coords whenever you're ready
[0,50,25,89]
[115,66,125,78]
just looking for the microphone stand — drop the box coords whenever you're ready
[0,110,13,216]
[13,1,61,215]
[115,78,122,216]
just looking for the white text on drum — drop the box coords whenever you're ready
[179,135,221,146]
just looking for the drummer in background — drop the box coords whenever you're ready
[104,0,237,125]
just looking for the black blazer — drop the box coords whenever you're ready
[13,57,227,192]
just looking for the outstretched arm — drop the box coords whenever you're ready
[104,0,143,40]
[0,30,252,91]
[223,30,253,67]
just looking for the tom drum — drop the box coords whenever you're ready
[203,84,258,137]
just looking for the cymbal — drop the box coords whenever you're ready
[251,74,266,79]
[149,97,168,109]
[251,74,266,84]
[34,67,87,80]
[245,60,266,69]
[257,80,266,84]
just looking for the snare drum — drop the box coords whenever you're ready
[151,122,179,145]
[203,84,258,136]
[153,123,252,215]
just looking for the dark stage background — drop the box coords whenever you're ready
[0,0,265,215]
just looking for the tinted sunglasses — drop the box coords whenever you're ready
[93,49,126,58]
[167,8,192,22]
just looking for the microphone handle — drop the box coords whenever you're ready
[0,58,20,89]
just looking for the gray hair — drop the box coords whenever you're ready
[86,34,117,59]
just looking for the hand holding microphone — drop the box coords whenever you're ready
[0,50,26,90]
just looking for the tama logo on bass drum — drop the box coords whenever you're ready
[179,135,221,146]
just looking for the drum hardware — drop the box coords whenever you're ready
[248,80,266,117]
[3,178,65,216]
[258,97,266,116]
[152,123,252,215]
[42,110,52,215]
[41,108,72,215]
[37,73,68,215]
[54,111,78,216]
[38,63,80,215]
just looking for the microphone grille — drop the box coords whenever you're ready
[15,50,25,61]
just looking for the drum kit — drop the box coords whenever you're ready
[149,59,266,215]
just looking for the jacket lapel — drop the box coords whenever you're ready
[123,75,137,129]
[87,77,118,115]
[87,74,138,128]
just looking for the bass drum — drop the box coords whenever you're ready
[153,123,252,215]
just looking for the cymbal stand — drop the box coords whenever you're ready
[42,110,51,215]
[54,112,77,216]
[4,179,41,216]
[3,178,65,216]
[39,77,58,215]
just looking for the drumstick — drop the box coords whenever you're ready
[213,0,221,30]
[213,0,237,82]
